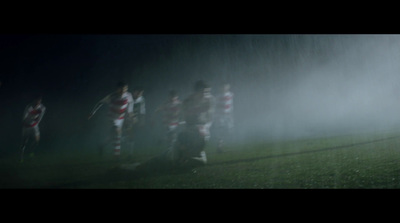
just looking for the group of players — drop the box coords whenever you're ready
[19,80,234,169]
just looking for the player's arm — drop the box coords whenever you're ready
[88,95,110,119]
[128,93,134,117]
[139,99,146,125]
[37,106,46,123]
[141,99,146,115]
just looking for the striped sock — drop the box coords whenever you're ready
[114,135,121,156]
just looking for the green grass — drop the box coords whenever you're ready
[2,130,400,189]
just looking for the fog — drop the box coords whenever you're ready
[2,34,400,156]
[223,34,400,141]
[115,34,400,144]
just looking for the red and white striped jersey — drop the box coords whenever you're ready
[91,92,134,120]
[23,103,46,128]
[217,91,233,115]
[160,99,182,127]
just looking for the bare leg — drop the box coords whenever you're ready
[20,136,29,163]
[112,126,122,162]
[29,134,40,156]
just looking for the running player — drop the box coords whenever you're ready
[155,90,182,151]
[20,95,46,162]
[173,80,215,166]
[88,81,134,159]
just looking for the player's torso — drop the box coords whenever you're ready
[24,104,45,127]
[217,92,233,114]
[163,100,181,125]
[108,92,131,119]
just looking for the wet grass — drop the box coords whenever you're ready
[1,130,400,189]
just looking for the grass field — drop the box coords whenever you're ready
[1,129,400,189]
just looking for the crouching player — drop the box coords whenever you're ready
[170,80,215,166]
[20,95,46,162]
[120,81,214,171]
[88,81,134,159]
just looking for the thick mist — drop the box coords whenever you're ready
[118,35,400,144]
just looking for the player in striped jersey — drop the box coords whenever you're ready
[88,81,134,158]
[122,86,146,157]
[214,83,234,153]
[20,95,46,162]
[155,90,182,151]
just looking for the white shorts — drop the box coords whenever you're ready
[111,118,125,129]
[22,125,40,138]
